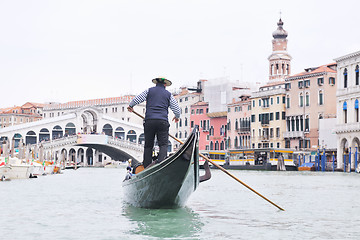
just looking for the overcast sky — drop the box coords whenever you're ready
[0,0,359,108]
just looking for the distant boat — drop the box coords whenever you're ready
[0,157,34,180]
[298,162,316,171]
[122,128,210,208]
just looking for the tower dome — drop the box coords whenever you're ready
[272,18,288,39]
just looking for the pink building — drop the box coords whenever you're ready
[190,102,210,150]
[207,112,227,151]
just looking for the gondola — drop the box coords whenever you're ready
[122,127,210,208]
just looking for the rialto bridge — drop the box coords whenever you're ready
[0,107,165,165]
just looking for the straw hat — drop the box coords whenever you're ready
[152,77,172,86]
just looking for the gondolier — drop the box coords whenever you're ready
[127,77,180,168]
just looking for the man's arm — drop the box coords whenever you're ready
[169,95,180,122]
[128,89,148,112]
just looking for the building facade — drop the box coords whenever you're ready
[284,64,337,150]
[251,82,287,149]
[334,50,360,170]
[227,95,251,149]
[0,102,44,129]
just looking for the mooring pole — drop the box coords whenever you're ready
[332,152,335,172]
[355,147,358,172]
[349,147,352,173]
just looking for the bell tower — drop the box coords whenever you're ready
[268,18,292,83]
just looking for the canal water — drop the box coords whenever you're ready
[1,168,359,240]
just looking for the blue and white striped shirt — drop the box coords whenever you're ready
[129,89,181,119]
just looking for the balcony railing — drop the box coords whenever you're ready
[283,131,304,138]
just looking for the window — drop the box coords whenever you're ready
[329,77,335,85]
[191,109,194,114]
[299,93,303,107]
[282,96,286,104]
[271,98,273,105]
[253,100,255,107]
[185,107,188,113]
[285,83,291,90]
[305,116,310,131]
[343,102,347,123]
[298,81,304,89]
[270,128,274,138]
[228,108,231,112]
[305,92,310,106]
[276,112,280,120]
[277,142,280,148]
[356,99,359,122]
[317,78,324,86]
[277,96,280,104]
[304,80,310,88]
[356,65,359,86]
[276,128,280,138]
[270,113,274,121]
[282,111,286,120]
[319,90,324,105]
[344,68,348,88]
[191,121,194,128]
[286,95,290,108]
[251,114,255,122]
[259,99,261,106]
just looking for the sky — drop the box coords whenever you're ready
[0,0,360,108]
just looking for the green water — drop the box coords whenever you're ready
[1,168,359,239]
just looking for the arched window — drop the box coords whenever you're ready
[185,107,188,114]
[179,131,182,139]
[356,65,359,86]
[235,119,238,130]
[305,92,310,106]
[215,141,219,150]
[210,141,213,150]
[286,94,290,108]
[305,115,310,132]
[344,68,348,88]
[184,118,188,127]
[318,90,323,105]
[343,102,348,123]
[220,141,224,150]
[234,137,238,148]
[299,93,303,107]
[184,131,187,138]
[355,99,359,122]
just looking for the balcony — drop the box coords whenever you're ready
[283,131,304,138]
[261,136,270,142]
[261,119,269,127]
[237,127,251,133]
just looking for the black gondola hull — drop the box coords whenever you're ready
[122,129,199,208]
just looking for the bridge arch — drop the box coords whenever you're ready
[61,148,68,162]
[39,128,50,142]
[80,109,98,134]
[127,130,137,143]
[13,133,22,148]
[86,148,94,165]
[65,123,76,136]
[138,133,145,144]
[69,148,76,163]
[52,125,63,140]
[115,127,125,139]
[26,131,37,145]
[102,124,113,136]
[77,148,85,163]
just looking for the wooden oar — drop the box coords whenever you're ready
[130,110,285,211]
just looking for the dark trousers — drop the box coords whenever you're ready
[143,119,170,168]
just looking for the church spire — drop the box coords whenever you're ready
[268,17,292,83]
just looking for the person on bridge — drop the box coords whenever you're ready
[127,77,180,168]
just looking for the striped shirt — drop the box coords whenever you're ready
[129,89,181,119]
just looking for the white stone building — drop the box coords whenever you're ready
[334,50,360,170]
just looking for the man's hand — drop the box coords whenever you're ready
[172,117,179,123]
[127,106,133,112]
